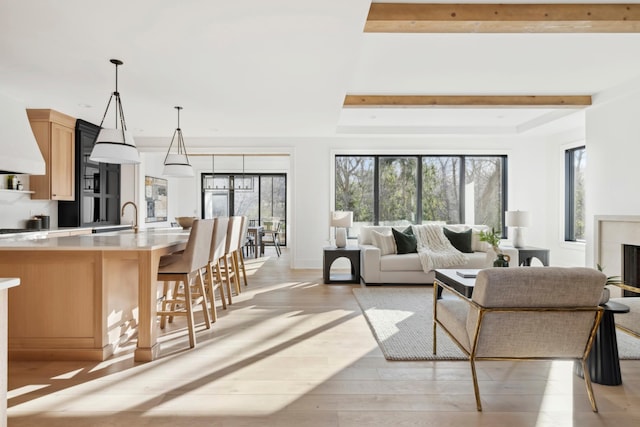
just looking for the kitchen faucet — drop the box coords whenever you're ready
[121,201,138,233]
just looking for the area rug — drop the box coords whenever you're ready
[352,287,640,361]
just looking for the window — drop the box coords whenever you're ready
[335,155,507,237]
[379,157,417,225]
[335,156,374,237]
[201,173,287,245]
[565,146,586,242]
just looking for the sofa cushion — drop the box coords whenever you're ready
[443,227,473,253]
[392,227,418,254]
[371,230,397,255]
[359,225,406,245]
[380,253,422,271]
[446,224,491,252]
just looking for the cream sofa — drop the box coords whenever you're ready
[358,224,518,285]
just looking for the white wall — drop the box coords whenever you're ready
[4,115,611,272]
[134,152,292,231]
[135,133,569,269]
[584,80,640,269]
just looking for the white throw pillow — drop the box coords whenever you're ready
[470,225,491,252]
[371,230,397,255]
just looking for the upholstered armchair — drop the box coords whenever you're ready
[433,267,606,412]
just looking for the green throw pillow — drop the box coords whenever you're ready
[443,227,474,253]
[392,227,417,254]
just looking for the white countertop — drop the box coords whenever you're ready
[0,228,189,251]
[0,277,20,290]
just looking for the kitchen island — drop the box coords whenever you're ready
[0,229,188,362]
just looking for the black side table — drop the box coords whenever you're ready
[323,246,361,284]
[516,246,550,266]
[575,300,630,386]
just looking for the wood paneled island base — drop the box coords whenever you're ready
[0,230,187,362]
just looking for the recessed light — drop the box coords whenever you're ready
[78,103,92,108]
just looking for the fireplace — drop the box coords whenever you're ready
[623,244,640,297]
[594,215,640,298]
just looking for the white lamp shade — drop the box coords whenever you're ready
[330,211,353,228]
[163,154,194,177]
[90,128,140,164]
[505,210,530,228]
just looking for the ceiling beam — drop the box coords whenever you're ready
[365,3,640,33]
[343,95,592,108]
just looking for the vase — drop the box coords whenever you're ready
[493,253,511,267]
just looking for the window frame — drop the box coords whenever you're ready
[334,154,508,236]
[201,172,287,245]
[564,145,586,242]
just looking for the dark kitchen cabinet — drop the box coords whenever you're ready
[58,120,121,227]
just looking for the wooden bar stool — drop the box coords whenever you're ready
[219,216,242,300]
[222,216,242,295]
[235,216,250,288]
[157,218,214,348]
[205,216,230,319]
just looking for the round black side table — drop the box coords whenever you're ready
[575,300,630,386]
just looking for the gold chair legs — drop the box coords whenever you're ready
[581,358,599,412]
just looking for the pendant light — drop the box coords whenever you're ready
[90,59,140,164]
[210,154,228,189]
[234,155,253,191]
[162,106,194,177]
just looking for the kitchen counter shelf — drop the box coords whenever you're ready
[0,189,34,202]
[0,229,190,362]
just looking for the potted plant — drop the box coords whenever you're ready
[596,264,624,305]
[479,227,510,267]
[596,264,623,286]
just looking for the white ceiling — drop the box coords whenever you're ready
[2,0,640,143]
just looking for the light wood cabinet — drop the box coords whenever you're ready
[27,109,76,201]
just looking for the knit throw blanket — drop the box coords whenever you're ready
[412,224,469,272]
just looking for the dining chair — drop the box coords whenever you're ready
[243,218,256,257]
[260,220,282,257]
[157,218,214,348]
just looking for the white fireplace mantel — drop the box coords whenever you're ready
[594,215,640,289]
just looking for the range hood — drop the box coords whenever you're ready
[0,92,45,175]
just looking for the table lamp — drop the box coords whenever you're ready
[331,211,353,248]
[505,210,530,248]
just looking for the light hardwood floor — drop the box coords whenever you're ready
[7,248,640,426]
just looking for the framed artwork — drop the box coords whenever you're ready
[145,176,168,222]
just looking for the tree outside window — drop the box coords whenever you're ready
[335,155,506,237]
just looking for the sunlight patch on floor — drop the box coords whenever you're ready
[536,361,575,424]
